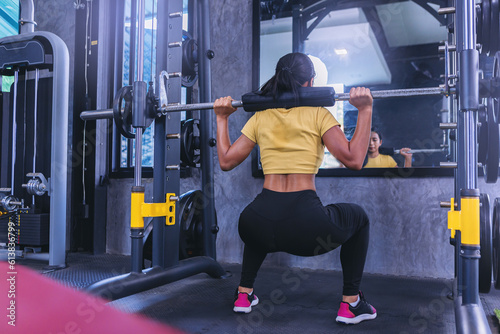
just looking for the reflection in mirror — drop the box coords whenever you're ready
[0,0,20,93]
[258,0,453,172]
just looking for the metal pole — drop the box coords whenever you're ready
[131,0,146,274]
[127,0,138,168]
[32,68,39,207]
[454,1,490,333]
[112,0,125,172]
[198,0,217,259]
[11,70,18,196]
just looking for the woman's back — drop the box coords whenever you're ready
[242,106,339,175]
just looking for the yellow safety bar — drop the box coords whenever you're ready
[447,197,480,246]
[131,191,176,229]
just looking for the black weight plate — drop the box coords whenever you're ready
[113,86,135,139]
[484,0,492,54]
[494,52,500,120]
[484,98,499,183]
[180,119,201,167]
[182,30,198,88]
[493,198,500,289]
[478,104,488,164]
[178,190,204,259]
[480,193,492,293]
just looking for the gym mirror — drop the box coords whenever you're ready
[254,0,455,177]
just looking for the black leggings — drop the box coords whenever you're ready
[238,189,369,296]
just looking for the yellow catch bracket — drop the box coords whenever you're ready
[447,197,480,246]
[131,192,176,228]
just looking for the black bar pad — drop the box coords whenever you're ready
[241,87,336,112]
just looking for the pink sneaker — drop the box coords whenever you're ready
[336,291,377,324]
[233,289,259,313]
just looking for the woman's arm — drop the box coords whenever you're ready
[214,96,256,171]
[399,148,413,167]
[322,87,373,170]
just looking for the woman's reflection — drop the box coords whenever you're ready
[363,129,412,168]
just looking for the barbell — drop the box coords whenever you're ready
[80,85,454,123]
[379,147,446,155]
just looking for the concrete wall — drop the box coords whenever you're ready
[105,0,500,280]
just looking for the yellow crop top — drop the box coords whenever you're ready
[364,154,398,168]
[241,106,340,174]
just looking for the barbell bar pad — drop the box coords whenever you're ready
[240,86,336,112]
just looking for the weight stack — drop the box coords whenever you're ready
[0,211,49,246]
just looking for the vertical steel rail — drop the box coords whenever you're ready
[197,0,217,259]
[112,0,125,172]
[127,0,138,168]
[32,68,39,207]
[454,1,490,333]
[130,0,146,274]
[162,0,183,268]
[10,70,18,196]
[152,1,167,268]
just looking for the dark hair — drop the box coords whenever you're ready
[259,52,316,100]
[371,127,382,141]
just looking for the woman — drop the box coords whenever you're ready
[364,129,412,168]
[213,52,376,325]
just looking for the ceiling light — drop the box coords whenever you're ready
[334,48,348,55]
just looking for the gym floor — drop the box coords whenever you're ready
[17,253,500,334]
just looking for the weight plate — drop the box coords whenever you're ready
[180,119,201,167]
[113,85,135,139]
[493,198,500,289]
[493,52,500,121]
[484,98,499,183]
[480,193,492,293]
[478,104,488,165]
[178,190,205,260]
[182,30,198,88]
[483,0,492,54]
[491,0,500,54]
